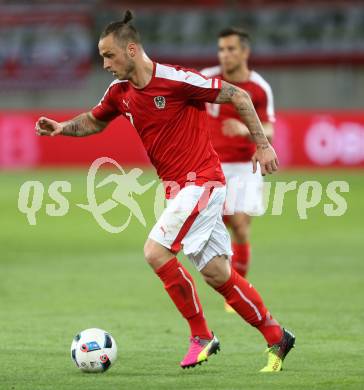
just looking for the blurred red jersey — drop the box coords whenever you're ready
[92,62,225,192]
[201,66,275,163]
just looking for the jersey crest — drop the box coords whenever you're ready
[154,96,166,109]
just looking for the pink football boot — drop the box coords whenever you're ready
[180,333,220,369]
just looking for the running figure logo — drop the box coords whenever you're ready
[77,157,155,233]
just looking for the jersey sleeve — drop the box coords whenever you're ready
[254,84,275,123]
[178,69,222,103]
[91,82,121,122]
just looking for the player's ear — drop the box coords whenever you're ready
[127,43,138,58]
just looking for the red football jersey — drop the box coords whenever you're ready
[92,62,225,194]
[201,66,275,163]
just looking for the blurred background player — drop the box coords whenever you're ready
[202,28,275,312]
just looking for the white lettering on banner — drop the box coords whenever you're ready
[0,115,39,168]
[339,123,364,164]
[305,120,338,165]
[305,119,364,165]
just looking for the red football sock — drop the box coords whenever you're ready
[215,269,283,346]
[155,257,212,340]
[232,242,251,278]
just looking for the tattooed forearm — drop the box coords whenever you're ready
[61,112,107,137]
[215,81,269,147]
[262,122,274,143]
[214,82,240,103]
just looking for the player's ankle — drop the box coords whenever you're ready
[188,313,212,340]
[256,313,283,346]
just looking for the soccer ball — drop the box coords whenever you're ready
[70,328,117,373]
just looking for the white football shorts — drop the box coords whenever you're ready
[222,161,265,217]
[149,185,232,271]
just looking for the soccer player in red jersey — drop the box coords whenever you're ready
[35,11,295,372]
[202,28,275,308]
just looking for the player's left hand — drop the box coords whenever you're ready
[35,116,63,137]
[252,143,279,176]
[222,119,250,137]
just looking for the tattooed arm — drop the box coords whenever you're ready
[215,81,268,146]
[262,122,274,143]
[214,80,279,175]
[221,119,274,143]
[35,112,107,137]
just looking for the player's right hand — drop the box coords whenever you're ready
[35,117,63,137]
[252,143,279,176]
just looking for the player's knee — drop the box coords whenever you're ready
[234,228,249,243]
[230,220,250,243]
[144,240,158,265]
[144,239,173,270]
[201,260,231,288]
[202,272,229,288]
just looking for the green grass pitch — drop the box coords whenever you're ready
[0,168,363,389]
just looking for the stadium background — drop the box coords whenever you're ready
[0,1,363,389]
